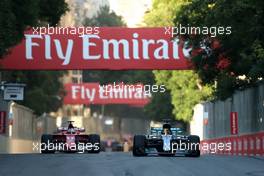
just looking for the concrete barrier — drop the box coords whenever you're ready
[0,101,37,153]
[0,135,37,153]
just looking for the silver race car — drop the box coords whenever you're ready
[133,121,200,157]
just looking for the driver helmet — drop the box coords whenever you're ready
[163,123,171,135]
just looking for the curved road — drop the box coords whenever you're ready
[0,153,264,176]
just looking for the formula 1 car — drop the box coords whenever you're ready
[133,121,200,157]
[40,121,100,153]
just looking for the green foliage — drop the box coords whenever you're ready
[83,6,126,27]
[39,0,69,26]
[83,70,154,85]
[175,0,264,99]
[154,70,213,122]
[144,91,174,121]
[144,0,190,26]
[2,71,65,115]
[0,0,68,57]
[144,0,214,122]
[0,0,68,115]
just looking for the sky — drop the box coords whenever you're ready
[108,0,152,27]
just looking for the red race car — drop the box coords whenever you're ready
[40,121,100,154]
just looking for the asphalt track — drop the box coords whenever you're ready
[0,152,264,176]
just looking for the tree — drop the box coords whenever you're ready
[144,0,189,27]
[83,6,126,27]
[175,0,264,99]
[0,0,68,58]
[144,0,213,122]
[154,70,213,122]
[39,0,69,26]
[83,70,154,85]
[0,0,68,115]
[144,91,174,121]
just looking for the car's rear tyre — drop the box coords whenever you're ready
[88,134,100,153]
[186,135,200,157]
[133,135,146,156]
[41,134,55,154]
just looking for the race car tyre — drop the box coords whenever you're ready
[186,135,200,157]
[41,134,55,154]
[88,134,101,153]
[133,135,146,156]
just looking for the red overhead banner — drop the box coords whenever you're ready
[0,27,192,70]
[63,83,150,105]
